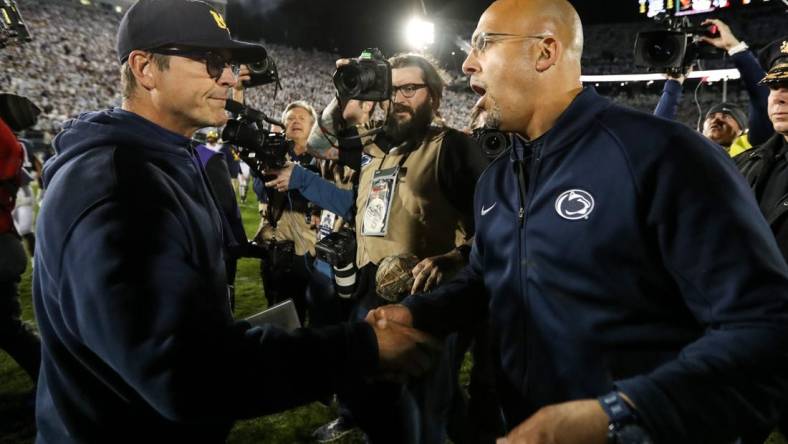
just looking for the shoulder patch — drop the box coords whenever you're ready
[361,153,373,169]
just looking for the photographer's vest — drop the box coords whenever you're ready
[256,151,317,256]
[355,127,467,267]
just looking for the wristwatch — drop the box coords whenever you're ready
[598,391,653,444]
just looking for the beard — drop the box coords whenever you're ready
[482,97,503,130]
[384,101,433,146]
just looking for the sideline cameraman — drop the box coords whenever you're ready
[654,19,773,155]
[251,100,322,323]
[266,53,487,443]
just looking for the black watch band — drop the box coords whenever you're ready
[599,391,641,444]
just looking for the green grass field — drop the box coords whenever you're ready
[1,193,786,444]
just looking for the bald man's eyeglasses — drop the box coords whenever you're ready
[470,32,550,53]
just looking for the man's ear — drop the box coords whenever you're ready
[128,50,156,91]
[535,37,561,73]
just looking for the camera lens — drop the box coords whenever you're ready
[222,119,266,151]
[647,37,678,64]
[248,58,270,74]
[333,63,379,100]
[334,64,363,98]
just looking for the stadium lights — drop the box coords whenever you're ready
[404,16,435,50]
[580,68,741,83]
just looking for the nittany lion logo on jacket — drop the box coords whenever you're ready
[555,189,594,220]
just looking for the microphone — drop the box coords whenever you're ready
[225,99,284,128]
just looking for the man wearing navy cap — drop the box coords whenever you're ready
[736,37,788,256]
[32,1,435,442]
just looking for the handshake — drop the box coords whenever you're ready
[364,304,441,380]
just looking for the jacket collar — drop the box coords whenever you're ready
[509,87,612,161]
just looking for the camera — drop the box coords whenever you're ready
[242,56,280,88]
[634,14,721,71]
[472,128,512,161]
[315,228,356,267]
[315,228,357,299]
[223,100,293,176]
[260,239,295,273]
[0,0,31,48]
[333,48,392,102]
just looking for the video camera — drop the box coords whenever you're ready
[634,14,721,72]
[0,0,31,48]
[223,100,293,176]
[333,48,392,102]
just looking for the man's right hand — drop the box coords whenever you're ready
[365,305,438,378]
[264,162,295,192]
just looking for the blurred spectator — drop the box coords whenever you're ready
[0,116,40,385]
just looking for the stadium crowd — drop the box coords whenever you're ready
[2,0,783,137]
[2,0,788,443]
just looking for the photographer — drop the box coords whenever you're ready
[251,100,322,324]
[266,53,487,443]
[654,19,773,155]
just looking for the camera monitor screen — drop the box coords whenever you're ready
[638,0,768,18]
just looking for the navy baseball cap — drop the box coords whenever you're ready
[116,0,266,65]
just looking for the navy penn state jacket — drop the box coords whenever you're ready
[403,88,788,443]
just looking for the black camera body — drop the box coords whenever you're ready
[260,239,295,272]
[472,128,512,161]
[634,14,721,71]
[242,56,280,88]
[223,100,293,176]
[0,0,31,48]
[315,228,356,267]
[333,48,392,102]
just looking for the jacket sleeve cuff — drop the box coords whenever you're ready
[615,375,685,443]
[663,79,682,95]
[345,321,379,376]
[401,295,431,333]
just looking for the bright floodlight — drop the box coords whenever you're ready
[404,17,435,49]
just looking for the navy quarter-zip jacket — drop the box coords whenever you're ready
[403,88,788,443]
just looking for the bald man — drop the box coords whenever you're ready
[370,1,788,443]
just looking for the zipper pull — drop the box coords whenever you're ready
[519,207,525,226]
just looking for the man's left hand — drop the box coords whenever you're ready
[699,19,740,51]
[264,162,295,192]
[410,248,465,294]
[497,399,609,444]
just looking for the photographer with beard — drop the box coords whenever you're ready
[265,53,487,443]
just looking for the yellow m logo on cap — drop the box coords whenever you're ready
[781,41,788,55]
[210,10,227,30]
